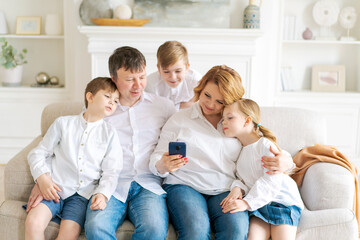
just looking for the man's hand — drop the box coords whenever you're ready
[90,193,107,211]
[220,187,243,207]
[222,199,250,213]
[36,173,61,201]
[26,184,45,212]
[261,146,292,175]
[155,152,188,174]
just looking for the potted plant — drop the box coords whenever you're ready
[0,37,27,86]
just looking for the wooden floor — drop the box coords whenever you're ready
[0,165,5,205]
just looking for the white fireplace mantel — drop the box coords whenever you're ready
[79,26,263,97]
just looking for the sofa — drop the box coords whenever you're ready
[0,101,358,240]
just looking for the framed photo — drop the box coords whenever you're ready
[16,16,41,35]
[311,65,346,92]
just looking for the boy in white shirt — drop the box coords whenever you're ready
[25,77,123,240]
[146,40,202,110]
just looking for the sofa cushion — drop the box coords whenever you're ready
[41,101,83,137]
[261,107,326,156]
[5,136,42,202]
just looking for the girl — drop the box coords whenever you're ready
[221,98,303,240]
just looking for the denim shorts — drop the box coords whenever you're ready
[249,202,302,227]
[24,193,89,228]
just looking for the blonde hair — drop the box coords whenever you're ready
[234,98,281,151]
[193,65,244,105]
[157,41,189,68]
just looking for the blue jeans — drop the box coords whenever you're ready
[163,184,249,240]
[85,181,168,240]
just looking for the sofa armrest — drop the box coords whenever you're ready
[300,162,355,211]
[4,136,42,202]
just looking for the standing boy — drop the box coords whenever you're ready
[146,40,202,110]
[25,77,123,240]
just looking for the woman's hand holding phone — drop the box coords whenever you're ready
[156,152,188,174]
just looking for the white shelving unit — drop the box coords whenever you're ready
[0,0,72,164]
[275,0,360,166]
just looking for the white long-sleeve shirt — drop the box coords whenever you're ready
[233,137,304,211]
[145,68,202,110]
[149,102,242,195]
[106,92,176,202]
[28,113,123,201]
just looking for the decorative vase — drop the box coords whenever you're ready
[243,0,262,29]
[0,65,23,87]
[302,27,313,40]
[45,14,62,35]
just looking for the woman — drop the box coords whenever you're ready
[149,65,294,240]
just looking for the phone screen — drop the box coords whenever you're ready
[169,142,186,157]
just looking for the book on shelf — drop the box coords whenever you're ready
[280,66,295,91]
[283,15,296,40]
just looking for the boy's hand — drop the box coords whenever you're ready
[36,173,61,201]
[220,187,242,207]
[222,199,250,214]
[179,99,195,109]
[156,152,188,174]
[90,193,107,211]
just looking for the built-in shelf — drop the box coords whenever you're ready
[276,90,360,104]
[0,34,64,39]
[282,40,360,45]
[0,85,69,101]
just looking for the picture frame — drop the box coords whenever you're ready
[311,65,346,92]
[16,16,41,35]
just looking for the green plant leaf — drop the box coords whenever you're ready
[0,38,27,68]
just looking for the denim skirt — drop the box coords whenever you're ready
[249,202,302,226]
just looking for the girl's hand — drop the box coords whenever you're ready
[155,152,188,174]
[36,173,61,201]
[261,146,292,175]
[220,187,242,207]
[222,199,250,213]
[90,193,107,211]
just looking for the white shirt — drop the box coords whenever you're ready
[106,92,176,202]
[145,68,202,110]
[149,102,242,195]
[28,113,123,201]
[232,137,304,211]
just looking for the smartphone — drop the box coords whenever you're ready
[169,142,186,157]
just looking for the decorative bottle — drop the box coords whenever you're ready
[302,27,313,40]
[243,0,262,29]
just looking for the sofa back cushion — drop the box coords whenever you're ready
[41,104,326,156]
[41,101,83,137]
[260,107,326,156]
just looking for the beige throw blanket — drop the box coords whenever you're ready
[291,144,359,237]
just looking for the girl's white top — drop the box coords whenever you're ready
[233,137,304,211]
[149,102,242,195]
[146,68,202,110]
[28,113,123,201]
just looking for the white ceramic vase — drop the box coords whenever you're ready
[45,14,62,35]
[1,65,23,87]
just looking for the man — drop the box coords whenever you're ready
[84,46,176,239]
